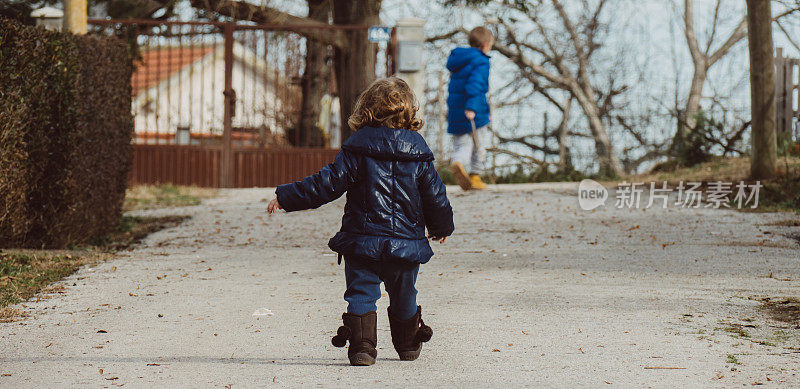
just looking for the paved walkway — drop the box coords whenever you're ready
[2,184,799,387]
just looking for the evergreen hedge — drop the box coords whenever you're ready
[0,18,134,248]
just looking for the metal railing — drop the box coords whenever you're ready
[89,19,385,187]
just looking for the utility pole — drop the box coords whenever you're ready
[395,18,426,132]
[63,0,87,34]
[746,0,777,179]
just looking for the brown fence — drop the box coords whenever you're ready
[89,19,385,188]
[130,145,340,187]
[231,147,340,187]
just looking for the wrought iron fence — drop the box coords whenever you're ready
[88,19,387,187]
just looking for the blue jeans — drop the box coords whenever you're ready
[344,257,419,320]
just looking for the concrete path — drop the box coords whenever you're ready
[2,184,799,387]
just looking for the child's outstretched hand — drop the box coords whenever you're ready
[267,198,283,214]
[428,235,447,244]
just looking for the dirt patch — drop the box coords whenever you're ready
[757,297,800,326]
[761,219,800,227]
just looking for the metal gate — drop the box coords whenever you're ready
[89,19,386,187]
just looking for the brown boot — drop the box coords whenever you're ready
[387,306,432,361]
[331,311,377,366]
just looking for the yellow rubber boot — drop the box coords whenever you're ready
[450,162,472,191]
[469,174,487,190]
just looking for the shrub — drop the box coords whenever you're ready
[0,18,134,248]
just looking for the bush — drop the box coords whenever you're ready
[0,18,134,248]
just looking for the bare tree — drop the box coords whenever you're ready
[486,92,576,171]
[490,0,625,176]
[297,0,330,147]
[673,0,799,155]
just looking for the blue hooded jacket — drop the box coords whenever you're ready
[275,126,454,264]
[446,47,491,134]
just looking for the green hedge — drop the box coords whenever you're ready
[0,18,134,248]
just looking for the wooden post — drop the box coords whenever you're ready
[221,23,235,188]
[747,0,777,179]
[775,48,785,140]
[782,52,794,146]
[62,0,87,34]
[437,71,446,162]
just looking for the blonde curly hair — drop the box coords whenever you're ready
[347,77,424,132]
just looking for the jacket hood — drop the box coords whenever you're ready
[446,47,487,72]
[342,126,434,162]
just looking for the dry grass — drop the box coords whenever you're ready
[627,156,800,186]
[602,157,800,213]
[0,250,107,321]
[123,184,217,212]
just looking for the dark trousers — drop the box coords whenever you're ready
[344,256,419,320]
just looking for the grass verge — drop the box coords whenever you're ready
[123,184,217,212]
[0,215,187,322]
[628,156,800,213]
[1,185,205,322]
[0,250,101,321]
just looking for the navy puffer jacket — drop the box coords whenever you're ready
[275,126,454,264]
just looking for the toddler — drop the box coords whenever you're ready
[267,77,454,366]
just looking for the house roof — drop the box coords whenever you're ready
[131,45,216,96]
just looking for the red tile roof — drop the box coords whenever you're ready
[131,45,216,96]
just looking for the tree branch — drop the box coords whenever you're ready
[188,0,346,48]
[684,0,704,65]
[492,41,571,89]
[426,29,462,43]
[707,17,746,66]
[486,147,549,166]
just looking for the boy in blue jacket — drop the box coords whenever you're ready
[267,77,454,366]
[447,26,494,191]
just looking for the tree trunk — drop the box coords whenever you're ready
[296,0,330,147]
[746,0,777,179]
[671,66,707,157]
[571,84,624,177]
[682,66,707,136]
[332,0,379,141]
[556,97,573,170]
